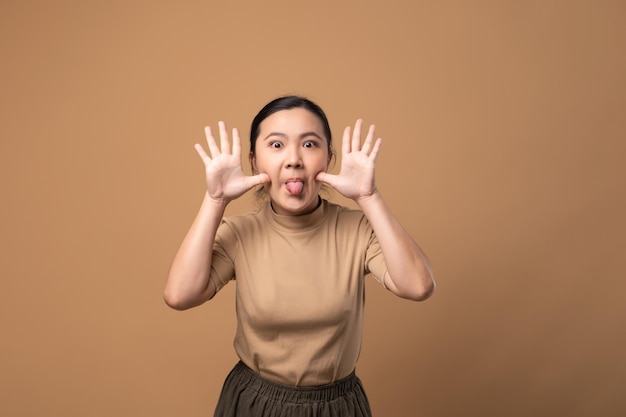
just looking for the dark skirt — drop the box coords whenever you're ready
[213,361,373,417]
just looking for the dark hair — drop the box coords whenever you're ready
[249,95,333,158]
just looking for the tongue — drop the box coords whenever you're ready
[286,181,304,195]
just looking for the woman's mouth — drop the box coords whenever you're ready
[285,179,304,195]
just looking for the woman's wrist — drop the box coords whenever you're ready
[355,189,382,208]
[202,192,230,213]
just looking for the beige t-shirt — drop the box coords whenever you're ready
[210,199,388,386]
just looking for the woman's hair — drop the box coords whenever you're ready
[249,95,333,158]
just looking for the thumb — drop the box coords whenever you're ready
[247,173,270,188]
[316,172,336,186]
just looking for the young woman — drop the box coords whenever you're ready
[164,96,435,417]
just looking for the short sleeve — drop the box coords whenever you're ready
[364,224,389,288]
[209,220,237,295]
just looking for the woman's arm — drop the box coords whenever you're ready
[316,119,434,301]
[164,194,227,310]
[164,122,269,310]
[357,191,434,300]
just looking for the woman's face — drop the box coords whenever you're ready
[251,108,331,216]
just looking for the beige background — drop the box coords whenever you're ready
[1,1,624,416]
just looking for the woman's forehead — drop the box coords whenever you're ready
[259,108,326,136]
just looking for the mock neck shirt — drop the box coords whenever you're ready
[210,199,387,386]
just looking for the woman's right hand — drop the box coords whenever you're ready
[195,121,270,203]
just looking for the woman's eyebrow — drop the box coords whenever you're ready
[262,131,323,140]
[263,132,287,140]
[299,132,323,140]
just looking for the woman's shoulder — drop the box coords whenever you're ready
[325,200,369,227]
[220,205,266,230]
[326,199,362,216]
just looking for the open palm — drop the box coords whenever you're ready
[317,119,382,201]
[195,121,269,203]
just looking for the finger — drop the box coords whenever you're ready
[246,172,271,188]
[194,143,211,163]
[316,171,336,187]
[361,124,376,154]
[368,138,383,162]
[205,126,221,157]
[342,126,351,156]
[351,119,363,151]
[218,121,231,154]
[231,127,241,157]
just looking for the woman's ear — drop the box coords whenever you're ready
[249,152,258,174]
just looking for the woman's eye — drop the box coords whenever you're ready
[303,141,316,148]
[270,142,282,148]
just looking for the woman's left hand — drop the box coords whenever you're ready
[316,119,382,202]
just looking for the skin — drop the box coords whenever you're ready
[164,108,435,310]
[250,108,331,216]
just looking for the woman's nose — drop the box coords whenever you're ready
[285,148,303,168]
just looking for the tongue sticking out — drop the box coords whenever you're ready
[285,181,304,195]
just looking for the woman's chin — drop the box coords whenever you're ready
[270,190,319,216]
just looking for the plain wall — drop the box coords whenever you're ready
[1,1,624,416]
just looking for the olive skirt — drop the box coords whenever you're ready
[213,361,373,417]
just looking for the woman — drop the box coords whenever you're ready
[164,96,435,416]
